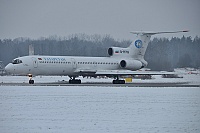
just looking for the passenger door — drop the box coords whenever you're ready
[32,57,38,68]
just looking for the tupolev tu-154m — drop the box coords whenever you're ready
[5,30,188,84]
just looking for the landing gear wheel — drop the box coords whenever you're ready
[112,80,125,84]
[69,79,81,84]
[113,75,125,84]
[28,74,34,84]
[29,80,34,84]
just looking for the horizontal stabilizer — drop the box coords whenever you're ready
[130,30,189,35]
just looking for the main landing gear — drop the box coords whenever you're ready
[28,74,34,84]
[112,76,125,84]
[69,77,81,84]
[68,76,125,84]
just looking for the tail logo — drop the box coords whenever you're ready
[135,40,143,48]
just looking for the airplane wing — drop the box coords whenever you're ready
[74,69,176,76]
[74,69,96,74]
[95,70,176,75]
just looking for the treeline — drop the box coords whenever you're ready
[145,36,200,70]
[0,34,199,71]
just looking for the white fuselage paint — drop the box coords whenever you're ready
[5,55,123,76]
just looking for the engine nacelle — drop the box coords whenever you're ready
[120,60,143,71]
[108,47,130,57]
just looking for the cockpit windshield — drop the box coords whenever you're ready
[12,59,22,64]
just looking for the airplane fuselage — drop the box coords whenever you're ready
[6,55,125,76]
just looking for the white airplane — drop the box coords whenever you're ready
[5,30,188,84]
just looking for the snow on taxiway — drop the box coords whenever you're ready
[0,86,200,133]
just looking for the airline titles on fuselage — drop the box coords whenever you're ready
[43,57,66,61]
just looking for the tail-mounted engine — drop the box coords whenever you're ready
[108,47,130,57]
[120,59,143,71]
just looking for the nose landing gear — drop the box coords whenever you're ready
[28,74,34,84]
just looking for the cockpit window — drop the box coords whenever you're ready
[12,59,22,64]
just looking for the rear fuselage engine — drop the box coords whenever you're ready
[120,59,143,71]
[108,47,130,57]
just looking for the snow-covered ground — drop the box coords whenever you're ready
[0,86,200,133]
[0,68,200,132]
[0,68,199,85]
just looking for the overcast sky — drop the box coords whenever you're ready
[0,0,199,40]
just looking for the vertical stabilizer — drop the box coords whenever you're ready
[128,30,189,61]
[128,33,151,60]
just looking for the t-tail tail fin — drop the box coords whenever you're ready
[128,30,189,61]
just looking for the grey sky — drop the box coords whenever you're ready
[0,0,199,40]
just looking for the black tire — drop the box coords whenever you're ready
[69,79,81,84]
[29,80,34,84]
[112,80,125,84]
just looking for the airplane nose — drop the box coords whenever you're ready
[5,65,9,73]
[5,63,12,74]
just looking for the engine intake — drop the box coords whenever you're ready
[120,60,126,68]
[108,48,113,56]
